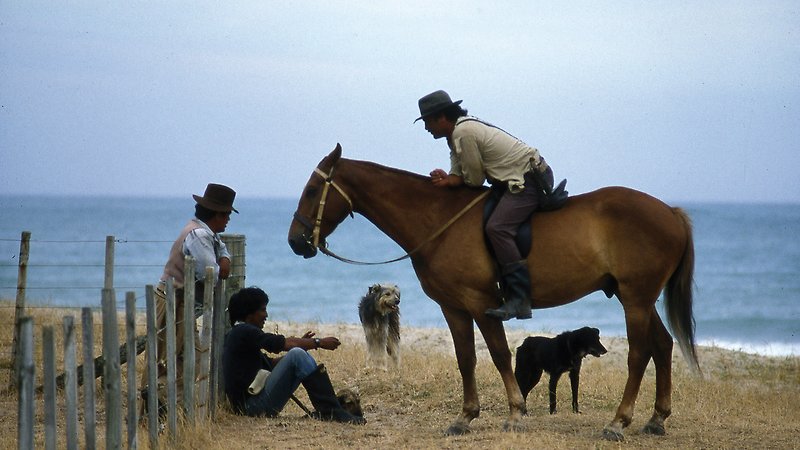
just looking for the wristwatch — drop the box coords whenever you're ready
[314,338,321,349]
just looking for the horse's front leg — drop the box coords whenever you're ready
[474,316,526,432]
[440,306,480,436]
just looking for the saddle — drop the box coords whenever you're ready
[482,175,568,258]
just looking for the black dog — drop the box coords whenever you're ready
[515,326,607,414]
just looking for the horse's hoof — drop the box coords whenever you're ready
[642,421,666,436]
[444,423,470,436]
[602,426,625,441]
[502,419,526,433]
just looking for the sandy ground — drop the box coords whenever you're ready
[266,320,782,376]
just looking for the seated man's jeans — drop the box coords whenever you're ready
[243,347,317,416]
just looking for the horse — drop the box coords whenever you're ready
[288,144,699,440]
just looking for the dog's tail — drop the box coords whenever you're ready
[664,208,700,375]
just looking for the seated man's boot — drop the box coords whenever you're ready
[302,364,366,424]
[485,260,532,321]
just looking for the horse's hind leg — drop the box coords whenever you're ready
[603,304,653,441]
[642,308,673,436]
[440,305,480,435]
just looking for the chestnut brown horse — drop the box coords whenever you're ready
[288,144,699,440]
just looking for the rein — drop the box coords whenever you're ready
[298,162,489,266]
[321,189,488,265]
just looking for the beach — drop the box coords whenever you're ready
[2,302,799,449]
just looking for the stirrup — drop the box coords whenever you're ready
[485,305,530,321]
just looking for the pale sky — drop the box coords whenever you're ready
[2,1,798,204]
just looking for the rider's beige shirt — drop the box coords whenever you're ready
[446,116,547,192]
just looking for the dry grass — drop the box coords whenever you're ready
[2,304,799,449]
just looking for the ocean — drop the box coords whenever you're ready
[1,195,798,357]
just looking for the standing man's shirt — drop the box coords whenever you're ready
[161,218,230,287]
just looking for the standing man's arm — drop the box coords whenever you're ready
[216,237,231,280]
[218,257,231,279]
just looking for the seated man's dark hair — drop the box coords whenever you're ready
[227,286,269,326]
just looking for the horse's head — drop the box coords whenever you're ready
[288,143,354,258]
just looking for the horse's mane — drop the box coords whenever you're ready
[344,158,431,183]
[342,157,489,198]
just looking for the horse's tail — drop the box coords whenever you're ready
[664,207,700,374]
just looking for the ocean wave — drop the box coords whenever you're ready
[698,339,799,357]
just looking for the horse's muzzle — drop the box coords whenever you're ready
[288,233,318,259]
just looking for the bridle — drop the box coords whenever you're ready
[292,163,353,252]
[293,161,489,265]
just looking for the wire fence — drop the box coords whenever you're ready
[0,233,245,308]
[3,231,246,448]
[14,279,228,448]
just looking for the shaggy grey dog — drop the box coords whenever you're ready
[358,283,401,370]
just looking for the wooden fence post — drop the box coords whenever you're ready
[220,234,245,307]
[145,285,159,448]
[183,256,196,423]
[42,326,57,450]
[209,278,227,419]
[64,316,79,450]
[17,316,34,450]
[102,288,122,449]
[165,278,178,441]
[125,292,138,449]
[10,231,31,391]
[197,267,214,421]
[81,307,97,450]
[104,236,115,289]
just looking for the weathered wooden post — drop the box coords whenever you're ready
[43,326,57,450]
[64,316,79,450]
[16,316,34,450]
[81,307,96,450]
[125,292,138,449]
[183,256,197,423]
[144,285,159,448]
[102,289,122,449]
[10,231,31,391]
[104,235,115,289]
[215,233,244,414]
[102,236,121,448]
[209,278,227,419]
[197,267,214,421]
[165,278,178,441]
[220,233,245,309]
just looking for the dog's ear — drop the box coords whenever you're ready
[369,284,380,295]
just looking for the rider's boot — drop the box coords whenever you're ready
[485,260,532,321]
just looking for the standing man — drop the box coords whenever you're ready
[416,90,555,321]
[154,183,238,385]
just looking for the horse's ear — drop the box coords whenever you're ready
[331,143,342,161]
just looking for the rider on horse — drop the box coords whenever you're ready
[416,90,555,321]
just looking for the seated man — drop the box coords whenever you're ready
[222,286,365,424]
